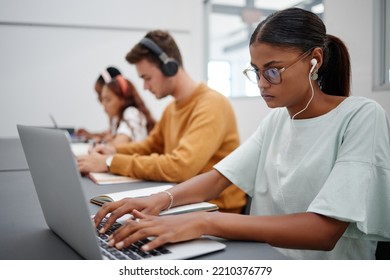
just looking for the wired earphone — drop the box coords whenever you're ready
[278,58,318,187]
[291,58,318,120]
[278,59,319,188]
[310,58,318,74]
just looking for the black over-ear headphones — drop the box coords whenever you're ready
[139,37,179,77]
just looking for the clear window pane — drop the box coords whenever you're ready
[208,60,231,97]
[208,0,324,98]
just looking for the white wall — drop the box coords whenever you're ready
[324,0,390,112]
[1,0,389,142]
[0,0,205,138]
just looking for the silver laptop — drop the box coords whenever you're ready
[17,125,226,260]
[49,114,86,143]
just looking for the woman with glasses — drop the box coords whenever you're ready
[93,8,390,259]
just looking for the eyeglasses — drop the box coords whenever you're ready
[243,49,313,85]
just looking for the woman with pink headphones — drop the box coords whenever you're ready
[100,74,155,145]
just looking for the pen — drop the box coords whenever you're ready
[88,139,96,154]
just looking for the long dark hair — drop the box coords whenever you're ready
[106,76,156,133]
[250,8,350,97]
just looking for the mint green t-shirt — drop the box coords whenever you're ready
[215,96,390,259]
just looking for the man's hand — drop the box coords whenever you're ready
[89,143,116,155]
[77,152,109,173]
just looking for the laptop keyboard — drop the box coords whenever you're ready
[96,218,172,260]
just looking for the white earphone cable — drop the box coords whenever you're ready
[291,70,315,120]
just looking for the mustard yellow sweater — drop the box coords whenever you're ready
[110,83,246,213]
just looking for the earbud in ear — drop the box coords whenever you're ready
[310,58,318,81]
[310,59,318,73]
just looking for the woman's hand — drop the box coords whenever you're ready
[93,193,172,234]
[107,210,208,252]
[75,128,90,137]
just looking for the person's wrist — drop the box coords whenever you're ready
[198,211,217,236]
[150,192,173,212]
[105,155,113,171]
[159,190,174,211]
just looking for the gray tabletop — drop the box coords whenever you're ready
[0,138,288,260]
[0,138,29,171]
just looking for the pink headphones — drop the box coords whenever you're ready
[115,75,128,96]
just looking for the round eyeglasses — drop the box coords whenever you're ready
[243,48,313,85]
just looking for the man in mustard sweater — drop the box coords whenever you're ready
[78,30,246,213]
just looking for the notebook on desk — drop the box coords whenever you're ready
[17,125,226,260]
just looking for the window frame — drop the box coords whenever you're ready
[205,0,325,98]
[373,0,390,91]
